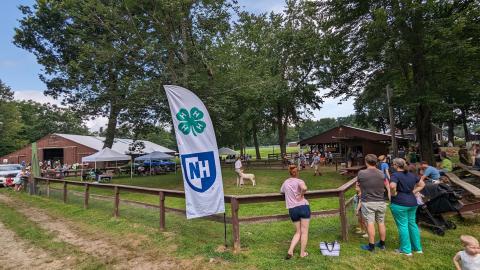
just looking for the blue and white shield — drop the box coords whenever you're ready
[180,151,217,193]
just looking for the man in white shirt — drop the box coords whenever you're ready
[235,157,243,185]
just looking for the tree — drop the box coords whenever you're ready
[0,80,24,156]
[317,0,480,163]
[14,0,234,149]
[0,80,14,101]
[298,118,337,140]
[15,100,89,143]
[213,3,324,155]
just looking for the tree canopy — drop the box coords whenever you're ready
[7,0,480,160]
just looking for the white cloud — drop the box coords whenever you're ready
[13,90,106,132]
[85,117,108,132]
[313,97,355,119]
[14,90,61,106]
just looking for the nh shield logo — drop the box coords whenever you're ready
[181,151,217,193]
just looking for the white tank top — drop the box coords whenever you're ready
[460,251,480,270]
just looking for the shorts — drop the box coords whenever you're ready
[288,205,311,222]
[361,201,387,224]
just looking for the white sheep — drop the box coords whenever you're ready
[237,170,256,187]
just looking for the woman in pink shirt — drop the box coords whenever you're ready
[281,165,310,259]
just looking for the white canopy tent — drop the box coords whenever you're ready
[81,147,132,179]
[218,147,238,156]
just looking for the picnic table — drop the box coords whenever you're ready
[339,165,366,176]
[445,172,480,198]
[456,163,480,178]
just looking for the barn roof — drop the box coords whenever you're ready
[299,125,406,145]
[55,134,175,154]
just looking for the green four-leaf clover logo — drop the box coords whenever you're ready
[176,107,207,136]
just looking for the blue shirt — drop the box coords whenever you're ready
[379,162,389,179]
[391,172,419,207]
[423,166,440,180]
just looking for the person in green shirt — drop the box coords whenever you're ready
[439,151,453,173]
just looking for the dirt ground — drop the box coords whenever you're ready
[0,221,71,270]
[0,193,209,270]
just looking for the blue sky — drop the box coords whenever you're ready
[0,0,353,128]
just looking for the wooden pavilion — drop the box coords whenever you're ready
[299,125,409,165]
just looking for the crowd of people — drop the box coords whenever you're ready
[280,152,479,269]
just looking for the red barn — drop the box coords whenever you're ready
[0,133,175,165]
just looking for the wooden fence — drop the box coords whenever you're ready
[31,176,357,253]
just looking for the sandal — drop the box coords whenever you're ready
[285,253,293,260]
[301,252,309,258]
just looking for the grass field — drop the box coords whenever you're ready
[1,182,478,269]
[235,146,300,159]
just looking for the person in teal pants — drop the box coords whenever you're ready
[390,158,425,256]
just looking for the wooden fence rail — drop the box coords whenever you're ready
[32,176,357,253]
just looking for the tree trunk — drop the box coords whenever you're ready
[252,123,261,160]
[461,107,470,142]
[103,100,120,149]
[278,120,287,156]
[240,137,245,157]
[103,70,120,149]
[411,4,433,164]
[386,85,398,158]
[447,118,455,144]
[276,104,287,156]
[280,120,288,156]
[415,104,433,164]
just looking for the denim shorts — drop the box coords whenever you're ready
[288,205,311,222]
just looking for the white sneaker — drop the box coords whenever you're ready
[394,249,412,256]
[415,251,423,254]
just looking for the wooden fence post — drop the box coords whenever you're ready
[113,186,120,217]
[338,191,348,241]
[159,191,165,230]
[231,197,240,253]
[46,179,50,198]
[63,181,67,203]
[28,175,34,195]
[84,183,89,209]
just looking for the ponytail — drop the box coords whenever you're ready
[288,165,298,177]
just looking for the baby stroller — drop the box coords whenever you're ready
[416,183,463,236]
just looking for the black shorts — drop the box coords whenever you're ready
[288,205,311,222]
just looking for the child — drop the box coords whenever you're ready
[378,155,391,201]
[453,235,480,270]
[353,183,367,238]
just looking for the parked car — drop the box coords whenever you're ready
[0,164,22,187]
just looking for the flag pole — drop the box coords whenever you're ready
[224,212,227,247]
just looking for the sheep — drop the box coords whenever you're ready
[237,170,256,187]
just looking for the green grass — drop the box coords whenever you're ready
[61,167,352,217]
[235,146,301,159]
[0,198,104,270]
[2,188,478,270]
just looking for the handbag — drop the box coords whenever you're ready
[319,241,340,256]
